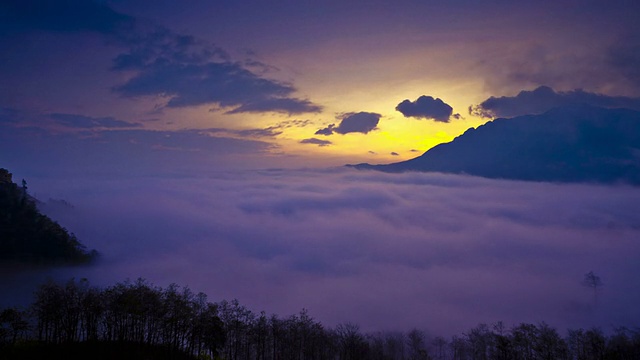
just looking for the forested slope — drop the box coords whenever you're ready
[0,168,97,265]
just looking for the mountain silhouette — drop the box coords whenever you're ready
[349,105,640,184]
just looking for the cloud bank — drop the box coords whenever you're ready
[4,169,639,337]
[471,86,640,118]
[396,95,455,122]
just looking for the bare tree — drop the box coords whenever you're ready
[335,322,368,360]
[0,307,29,344]
[465,323,492,360]
[582,271,603,306]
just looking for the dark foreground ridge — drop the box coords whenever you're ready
[1,278,639,360]
[0,168,97,265]
[349,105,640,185]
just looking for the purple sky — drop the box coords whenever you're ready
[2,0,640,336]
[2,1,640,168]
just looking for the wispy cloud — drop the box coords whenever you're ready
[49,113,141,129]
[204,127,283,138]
[300,138,332,147]
[0,120,274,176]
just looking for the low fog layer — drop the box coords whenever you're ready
[3,169,640,336]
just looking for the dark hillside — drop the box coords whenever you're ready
[0,168,97,265]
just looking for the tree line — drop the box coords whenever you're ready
[1,278,639,360]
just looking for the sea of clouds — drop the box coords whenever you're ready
[3,168,640,337]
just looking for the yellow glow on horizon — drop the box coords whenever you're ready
[147,36,496,167]
[166,91,492,167]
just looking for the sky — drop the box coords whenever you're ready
[2,0,640,336]
[2,0,640,173]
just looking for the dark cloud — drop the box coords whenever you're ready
[316,112,381,135]
[471,86,640,118]
[104,19,321,115]
[334,112,381,134]
[315,124,335,136]
[300,138,332,147]
[113,44,321,114]
[395,95,454,122]
[0,0,134,35]
[2,1,321,116]
[110,27,226,70]
[49,113,141,129]
[391,152,399,156]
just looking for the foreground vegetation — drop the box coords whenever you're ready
[0,168,97,265]
[1,278,639,360]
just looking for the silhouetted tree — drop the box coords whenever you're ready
[490,322,511,360]
[335,322,368,360]
[510,323,537,360]
[32,280,66,343]
[431,336,448,360]
[384,331,406,360]
[7,277,640,360]
[465,324,492,360]
[567,328,606,360]
[0,307,29,344]
[535,322,567,360]
[20,179,27,205]
[407,328,429,360]
[78,280,104,341]
[450,335,468,360]
[582,271,603,306]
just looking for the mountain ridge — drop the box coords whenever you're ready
[348,105,640,184]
